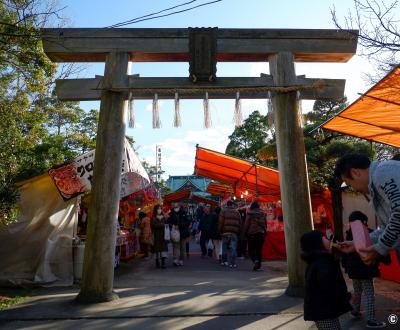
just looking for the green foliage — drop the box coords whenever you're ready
[225,111,271,162]
[306,97,347,124]
[0,1,99,225]
[303,97,375,189]
[141,161,171,197]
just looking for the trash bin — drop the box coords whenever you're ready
[73,244,85,280]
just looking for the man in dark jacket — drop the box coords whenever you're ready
[244,201,266,271]
[198,204,215,258]
[219,200,242,267]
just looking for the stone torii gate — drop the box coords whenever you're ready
[41,28,358,302]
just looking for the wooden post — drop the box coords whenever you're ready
[76,52,129,303]
[254,165,259,197]
[269,52,313,297]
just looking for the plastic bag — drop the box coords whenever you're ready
[164,224,171,241]
[195,231,201,244]
[207,239,214,250]
[171,225,180,243]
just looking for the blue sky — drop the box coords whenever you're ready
[58,0,374,178]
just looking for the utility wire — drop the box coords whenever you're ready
[106,0,198,28]
[105,0,223,28]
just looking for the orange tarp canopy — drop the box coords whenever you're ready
[191,194,219,207]
[194,146,281,197]
[322,66,400,148]
[163,189,191,203]
[206,182,233,197]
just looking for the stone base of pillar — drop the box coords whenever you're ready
[285,284,305,298]
[75,291,119,304]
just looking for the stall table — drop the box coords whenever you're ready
[380,250,400,283]
[116,231,138,262]
[262,220,286,260]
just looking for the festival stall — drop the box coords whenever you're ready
[194,146,334,260]
[0,139,156,286]
[0,173,78,286]
[49,139,157,268]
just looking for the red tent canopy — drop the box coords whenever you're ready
[163,189,191,204]
[206,182,233,197]
[191,194,219,207]
[194,146,281,198]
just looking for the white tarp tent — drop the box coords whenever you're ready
[0,173,78,286]
[0,139,151,286]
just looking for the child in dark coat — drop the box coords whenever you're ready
[341,211,387,328]
[301,230,352,330]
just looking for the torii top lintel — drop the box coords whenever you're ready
[41,27,358,63]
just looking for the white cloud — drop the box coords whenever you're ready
[138,126,231,177]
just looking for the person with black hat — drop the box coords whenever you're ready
[301,230,352,329]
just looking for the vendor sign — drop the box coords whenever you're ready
[49,140,150,200]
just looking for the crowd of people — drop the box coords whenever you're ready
[133,153,400,330]
[134,199,269,272]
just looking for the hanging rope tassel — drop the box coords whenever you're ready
[234,91,243,127]
[203,92,211,128]
[128,92,135,128]
[267,91,274,127]
[173,92,182,127]
[152,93,161,129]
[296,90,305,127]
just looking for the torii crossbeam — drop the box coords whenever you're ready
[41,27,358,302]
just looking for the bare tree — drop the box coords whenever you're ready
[332,0,400,80]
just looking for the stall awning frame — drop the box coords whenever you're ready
[163,189,191,203]
[320,65,400,148]
[194,146,281,198]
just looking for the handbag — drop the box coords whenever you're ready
[171,225,181,243]
[207,239,214,250]
[164,224,171,241]
[195,231,201,244]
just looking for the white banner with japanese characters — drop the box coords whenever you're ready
[49,139,150,200]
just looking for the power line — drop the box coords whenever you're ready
[105,0,223,28]
[107,0,198,28]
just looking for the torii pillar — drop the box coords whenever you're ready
[76,52,129,302]
[269,52,312,296]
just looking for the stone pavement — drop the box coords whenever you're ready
[0,242,399,330]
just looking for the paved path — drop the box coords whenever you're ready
[0,242,399,329]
